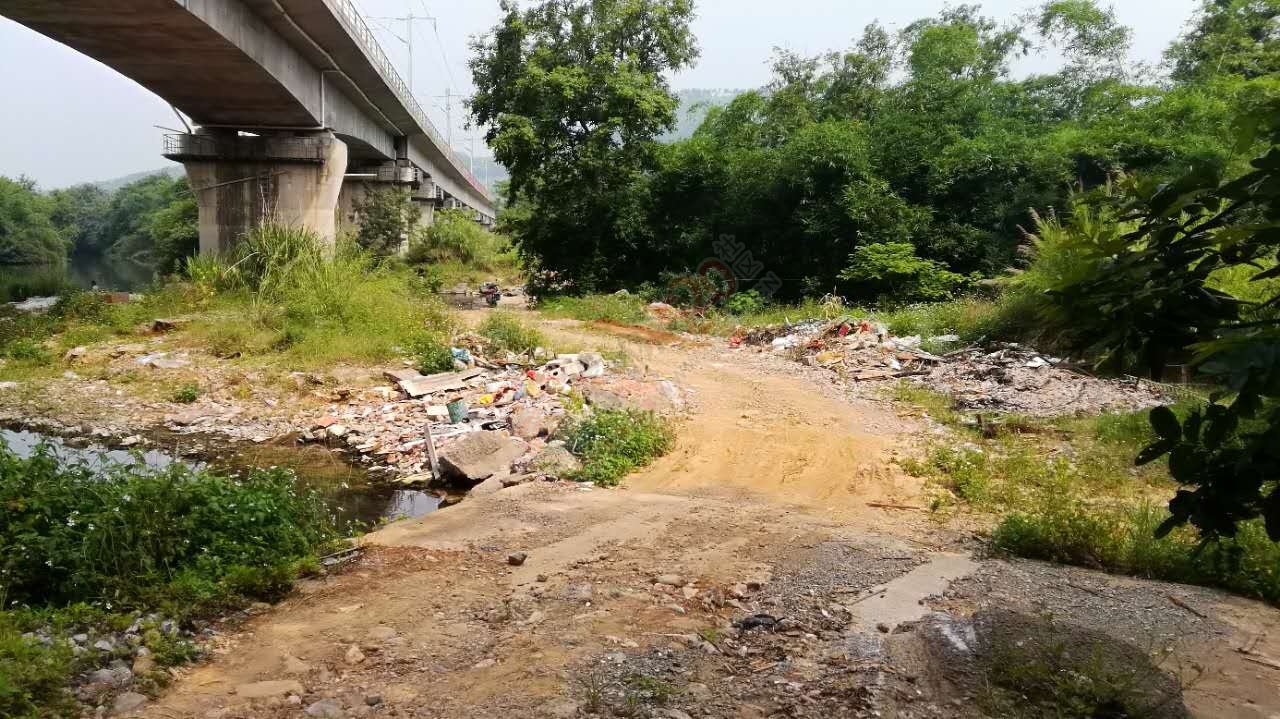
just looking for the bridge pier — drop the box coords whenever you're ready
[169,131,348,255]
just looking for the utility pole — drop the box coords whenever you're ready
[367,12,436,100]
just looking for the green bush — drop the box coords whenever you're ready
[558,409,675,487]
[0,616,77,719]
[171,383,200,404]
[407,333,455,374]
[724,289,769,316]
[479,311,547,355]
[839,242,976,304]
[0,447,337,615]
[4,338,51,364]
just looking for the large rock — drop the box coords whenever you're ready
[111,692,148,716]
[438,432,527,484]
[510,405,559,441]
[529,445,581,479]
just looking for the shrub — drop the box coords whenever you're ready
[4,338,51,364]
[839,242,975,304]
[557,409,675,487]
[0,617,77,719]
[407,333,455,374]
[171,383,200,404]
[407,208,511,267]
[724,289,769,316]
[0,447,337,615]
[479,311,547,355]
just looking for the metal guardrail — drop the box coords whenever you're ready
[162,133,328,162]
[329,0,492,206]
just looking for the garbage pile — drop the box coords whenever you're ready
[735,319,1169,417]
[300,342,683,496]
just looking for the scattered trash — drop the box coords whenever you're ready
[736,319,1169,416]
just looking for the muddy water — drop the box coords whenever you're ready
[0,428,441,531]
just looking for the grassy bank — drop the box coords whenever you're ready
[0,225,461,380]
[894,385,1280,605]
[0,447,340,718]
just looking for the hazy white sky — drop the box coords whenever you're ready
[0,0,1201,188]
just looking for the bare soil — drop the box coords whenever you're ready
[100,315,1280,718]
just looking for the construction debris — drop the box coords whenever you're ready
[733,319,1168,417]
[297,341,684,490]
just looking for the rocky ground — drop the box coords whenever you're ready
[4,311,1278,718]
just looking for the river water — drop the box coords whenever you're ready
[0,428,441,531]
[0,255,156,302]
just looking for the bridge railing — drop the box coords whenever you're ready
[329,0,492,205]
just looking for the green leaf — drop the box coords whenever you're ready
[1148,406,1181,441]
[1136,438,1176,466]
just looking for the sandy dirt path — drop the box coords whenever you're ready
[137,315,1280,719]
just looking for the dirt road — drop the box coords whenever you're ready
[139,317,1280,719]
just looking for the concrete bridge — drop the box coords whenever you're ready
[0,0,496,253]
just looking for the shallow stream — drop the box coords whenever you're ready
[0,427,441,531]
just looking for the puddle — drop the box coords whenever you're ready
[0,428,441,531]
[850,553,979,630]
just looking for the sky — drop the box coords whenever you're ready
[0,0,1201,189]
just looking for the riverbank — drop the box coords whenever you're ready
[125,315,1280,719]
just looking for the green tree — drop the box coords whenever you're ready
[46,183,109,255]
[0,177,66,265]
[470,0,698,291]
[1168,0,1280,83]
[354,188,420,257]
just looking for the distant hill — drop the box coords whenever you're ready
[92,165,184,193]
[665,88,744,141]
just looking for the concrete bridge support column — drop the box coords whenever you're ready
[175,131,348,255]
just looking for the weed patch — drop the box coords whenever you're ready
[479,311,547,355]
[557,409,674,487]
[539,294,648,324]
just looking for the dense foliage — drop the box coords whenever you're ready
[0,447,338,718]
[0,172,197,273]
[477,0,1274,302]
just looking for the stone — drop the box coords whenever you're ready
[72,633,89,644]
[655,574,687,588]
[472,658,497,669]
[344,644,366,664]
[235,680,304,699]
[565,583,594,603]
[305,698,345,719]
[282,655,312,675]
[528,445,581,478]
[507,552,528,567]
[584,386,626,410]
[327,424,350,439]
[131,652,155,675]
[93,639,116,652]
[438,432,527,484]
[547,700,579,719]
[658,710,693,719]
[111,692,148,715]
[467,475,505,497]
[383,368,423,383]
[426,405,450,421]
[510,405,553,441]
[579,351,605,378]
[87,667,131,688]
[149,318,188,333]
[365,694,383,706]
[64,346,87,362]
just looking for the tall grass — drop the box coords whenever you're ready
[538,293,649,324]
[183,224,458,367]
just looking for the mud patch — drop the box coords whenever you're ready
[918,609,1190,718]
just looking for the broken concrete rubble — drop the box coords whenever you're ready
[438,432,527,485]
[735,319,1168,416]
